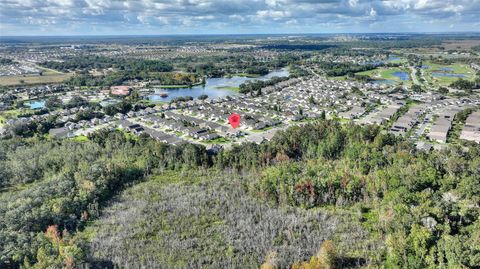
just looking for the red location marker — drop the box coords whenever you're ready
[229,113,241,129]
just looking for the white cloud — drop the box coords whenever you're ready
[348,0,358,8]
[0,0,478,35]
[255,9,291,20]
[229,14,245,21]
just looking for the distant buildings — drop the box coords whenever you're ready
[110,86,132,96]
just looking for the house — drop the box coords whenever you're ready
[119,120,143,134]
[198,133,220,141]
[225,128,243,138]
[49,127,74,139]
[206,144,223,155]
[428,118,452,143]
[460,111,480,143]
[189,128,208,138]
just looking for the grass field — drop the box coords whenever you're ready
[356,67,410,84]
[214,86,240,92]
[0,109,23,124]
[71,135,89,142]
[423,61,476,86]
[0,72,73,86]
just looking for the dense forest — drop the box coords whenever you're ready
[313,61,377,77]
[41,56,173,73]
[66,71,198,87]
[181,53,306,78]
[0,120,479,268]
[239,76,290,95]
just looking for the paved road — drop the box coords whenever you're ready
[410,66,420,85]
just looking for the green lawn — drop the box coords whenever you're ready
[0,109,24,125]
[355,69,377,76]
[214,86,240,92]
[0,72,73,86]
[202,137,230,144]
[229,73,261,78]
[71,135,89,142]
[379,68,409,81]
[424,61,476,86]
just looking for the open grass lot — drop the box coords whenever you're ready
[441,40,480,50]
[0,72,73,86]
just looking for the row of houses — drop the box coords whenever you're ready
[361,102,404,125]
[390,104,426,135]
[460,111,480,143]
[146,113,242,139]
[119,120,186,145]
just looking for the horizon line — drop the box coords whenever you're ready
[2,31,480,38]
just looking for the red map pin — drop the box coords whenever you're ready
[229,113,241,129]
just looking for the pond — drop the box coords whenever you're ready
[440,67,454,71]
[432,73,466,78]
[146,68,290,102]
[26,100,45,109]
[392,71,409,81]
[388,55,401,61]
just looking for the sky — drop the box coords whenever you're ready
[0,0,479,36]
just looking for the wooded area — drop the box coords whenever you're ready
[1,120,479,268]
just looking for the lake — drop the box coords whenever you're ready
[392,71,409,81]
[388,55,401,61]
[146,68,290,102]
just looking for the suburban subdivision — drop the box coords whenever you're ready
[1,32,480,268]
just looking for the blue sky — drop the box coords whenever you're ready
[1,0,479,36]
